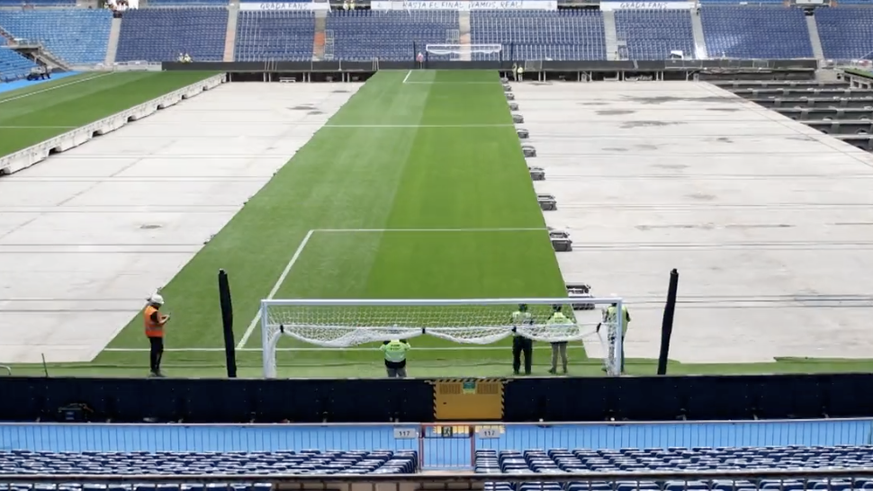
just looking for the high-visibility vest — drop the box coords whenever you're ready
[144,305,167,338]
[605,305,630,336]
[381,340,410,363]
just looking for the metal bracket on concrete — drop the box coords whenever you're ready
[508,102,519,111]
[506,93,515,101]
[549,228,572,252]
[503,83,512,92]
[529,166,545,181]
[537,194,556,211]
[566,283,596,311]
[517,128,529,139]
[512,114,524,124]
[522,145,536,157]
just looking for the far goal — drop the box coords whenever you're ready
[260,297,624,378]
[424,44,503,61]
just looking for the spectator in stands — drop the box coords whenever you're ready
[546,305,570,375]
[510,304,533,376]
[381,339,411,378]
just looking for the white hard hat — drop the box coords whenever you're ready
[148,292,164,306]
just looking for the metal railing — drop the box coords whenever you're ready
[5,470,873,488]
[2,419,872,470]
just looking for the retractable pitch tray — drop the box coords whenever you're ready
[537,194,557,211]
[548,227,572,252]
[566,283,596,311]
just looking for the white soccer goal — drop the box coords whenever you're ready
[425,44,503,59]
[260,297,624,379]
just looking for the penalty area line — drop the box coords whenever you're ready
[236,229,314,349]
[402,70,412,84]
[316,227,547,233]
[323,124,515,129]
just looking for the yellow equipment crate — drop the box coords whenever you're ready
[432,378,505,421]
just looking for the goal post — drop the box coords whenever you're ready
[423,44,504,61]
[260,297,624,379]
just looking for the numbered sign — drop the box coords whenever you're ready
[393,427,419,439]
[476,425,503,439]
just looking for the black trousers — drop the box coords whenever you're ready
[512,336,533,374]
[148,337,164,373]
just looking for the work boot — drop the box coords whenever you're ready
[548,368,557,375]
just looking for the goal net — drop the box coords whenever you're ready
[260,297,624,378]
[425,44,503,61]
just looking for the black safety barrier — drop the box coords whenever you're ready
[162,59,818,73]
[0,373,871,423]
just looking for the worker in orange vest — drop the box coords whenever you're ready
[144,291,170,377]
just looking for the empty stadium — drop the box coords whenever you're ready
[5,2,873,491]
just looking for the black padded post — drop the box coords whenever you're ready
[218,269,237,378]
[657,269,679,376]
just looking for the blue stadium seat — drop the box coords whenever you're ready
[0,450,418,476]
[701,6,813,59]
[0,9,111,64]
[115,8,228,62]
[816,8,873,60]
[0,46,37,82]
[615,10,694,60]
[0,0,75,6]
[470,10,606,61]
[235,11,314,61]
[326,10,458,61]
[149,0,228,6]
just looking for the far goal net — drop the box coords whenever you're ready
[424,44,503,61]
[260,297,624,378]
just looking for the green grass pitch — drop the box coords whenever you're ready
[6,70,873,378]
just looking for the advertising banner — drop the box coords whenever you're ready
[239,1,330,10]
[371,0,558,10]
[599,1,693,9]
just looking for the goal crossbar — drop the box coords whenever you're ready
[260,297,624,379]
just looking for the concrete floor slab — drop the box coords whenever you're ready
[0,83,362,363]
[513,81,873,364]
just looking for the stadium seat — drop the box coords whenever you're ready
[115,8,228,63]
[0,46,37,82]
[326,10,459,61]
[470,10,606,61]
[0,9,111,65]
[149,0,227,6]
[0,450,418,477]
[816,8,873,60]
[472,446,873,478]
[700,6,813,59]
[0,0,75,7]
[235,11,315,62]
[614,10,694,60]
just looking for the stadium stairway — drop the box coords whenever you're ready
[313,10,327,61]
[689,8,708,59]
[224,3,240,61]
[104,16,122,65]
[806,13,824,59]
[602,10,618,60]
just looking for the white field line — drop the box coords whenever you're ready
[105,345,585,353]
[0,126,78,129]
[236,229,315,349]
[403,82,497,85]
[317,228,547,233]
[323,124,514,129]
[0,72,114,105]
[402,70,412,84]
